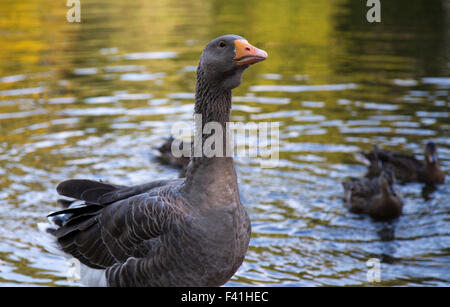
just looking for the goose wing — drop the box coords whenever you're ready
[48,179,183,272]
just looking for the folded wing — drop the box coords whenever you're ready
[48,179,180,271]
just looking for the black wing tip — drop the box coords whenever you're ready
[56,179,79,196]
[56,179,118,199]
[46,227,57,235]
[47,210,66,218]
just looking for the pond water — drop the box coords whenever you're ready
[0,0,449,286]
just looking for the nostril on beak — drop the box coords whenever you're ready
[234,40,268,65]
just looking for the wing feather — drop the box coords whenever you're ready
[49,178,181,272]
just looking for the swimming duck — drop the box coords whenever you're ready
[155,136,189,177]
[39,35,268,287]
[358,142,445,185]
[342,169,404,220]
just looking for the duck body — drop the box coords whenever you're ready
[342,170,404,220]
[359,142,445,185]
[40,35,268,287]
[156,136,190,170]
[361,149,423,182]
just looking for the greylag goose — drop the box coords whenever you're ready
[358,142,445,185]
[39,35,268,287]
[342,169,404,220]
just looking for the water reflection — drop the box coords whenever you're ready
[0,0,448,286]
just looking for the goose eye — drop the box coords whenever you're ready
[218,41,226,48]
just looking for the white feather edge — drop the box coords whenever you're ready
[80,263,107,287]
[354,152,371,166]
[36,221,107,287]
[36,222,68,257]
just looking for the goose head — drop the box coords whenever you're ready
[198,34,268,90]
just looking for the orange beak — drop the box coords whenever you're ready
[234,40,268,66]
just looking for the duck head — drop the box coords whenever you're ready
[424,142,439,165]
[379,169,397,196]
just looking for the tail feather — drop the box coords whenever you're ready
[38,193,102,258]
[36,222,68,257]
[48,203,102,218]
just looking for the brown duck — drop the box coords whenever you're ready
[358,142,445,185]
[155,136,189,177]
[342,169,404,220]
[39,35,268,287]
